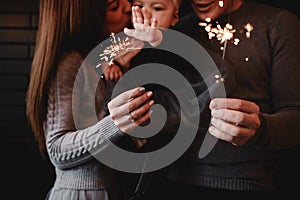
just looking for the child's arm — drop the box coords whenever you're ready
[124,6,163,47]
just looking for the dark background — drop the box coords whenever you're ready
[0,0,299,199]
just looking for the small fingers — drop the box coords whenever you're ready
[151,18,158,28]
[141,7,151,26]
[134,6,144,24]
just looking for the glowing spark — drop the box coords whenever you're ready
[233,38,240,45]
[198,20,254,64]
[199,22,208,27]
[198,21,253,47]
[199,21,236,44]
[219,0,224,7]
[217,23,236,43]
[214,74,225,83]
[244,23,254,38]
[205,18,211,22]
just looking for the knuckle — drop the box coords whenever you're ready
[131,112,137,118]
[236,100,243,109]
[114,121,120,127]
[254,104,260,113]
[107,102,112,109]
[231,127,239,137]
[236,114,245,123]
[110,111,116,119]
[128,103,135,111]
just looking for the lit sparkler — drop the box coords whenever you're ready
[198,21,236,45]
[219,0,224,8]
[198,21,253,47]
[244,23,254,38]
[96,33,142,68]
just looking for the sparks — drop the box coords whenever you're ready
[219,0,224,7]
[96,33,141,68]
[214,74,225,83]
[244,23,254,38]
[199,21,236,44]
[198,21,254,47]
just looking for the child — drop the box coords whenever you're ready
[103,0,182,81]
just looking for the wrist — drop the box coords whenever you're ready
[149,30,163,47]
[246,113,267,148]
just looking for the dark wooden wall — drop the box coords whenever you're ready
[0,0,55,199]
[0,0,299,199]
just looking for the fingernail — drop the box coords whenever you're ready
[149,100,154,106]
[139,87,145,92]
[147,91,153,97]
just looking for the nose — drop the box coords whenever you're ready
[122,0,131,15]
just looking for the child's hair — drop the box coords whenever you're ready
[172,0,182,10]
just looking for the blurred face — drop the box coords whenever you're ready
[189,0,243,21]
[105,0,132,34]
[133,0,179,28]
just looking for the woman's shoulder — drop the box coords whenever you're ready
[57,50,83,69]
[56,50,85,78]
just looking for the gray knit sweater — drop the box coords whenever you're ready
[44,50,125,190]
[165,0,300,191]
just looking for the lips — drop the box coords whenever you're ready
[195,1,215,12]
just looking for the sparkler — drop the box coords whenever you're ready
[198,21,253,47]
[198,20,254,64]
[198,21,237,46]
[96,33,142,69]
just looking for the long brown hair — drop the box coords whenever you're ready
[26,0,107,157]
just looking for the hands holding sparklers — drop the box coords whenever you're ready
[208,98,261,146]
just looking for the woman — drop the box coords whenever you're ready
[26,0,153,199]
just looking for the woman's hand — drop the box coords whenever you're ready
[108,87,154,147]
[209,98,261,146]
[124,6,163,47]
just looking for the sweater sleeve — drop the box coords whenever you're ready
[44,51,126,169]
[248,10,300,149]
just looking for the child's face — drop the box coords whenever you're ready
[133,0,179,28]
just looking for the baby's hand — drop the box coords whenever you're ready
[124,6,163,47]
[103,64,123,82]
